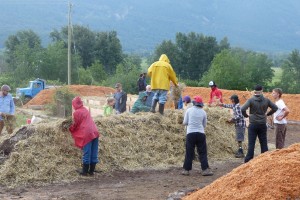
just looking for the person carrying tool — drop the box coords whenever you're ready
[147,54,178,114]
[0,85,15,135]
[241,85,278,163]
[69,96,100,176]
[218,94,246,158]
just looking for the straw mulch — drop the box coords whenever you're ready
[0,107,238,187]
[182,143,300,200]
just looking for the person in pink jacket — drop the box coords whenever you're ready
[69,96,100,176]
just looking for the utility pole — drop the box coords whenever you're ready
[67,2,72,85]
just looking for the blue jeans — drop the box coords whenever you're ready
[183,132,209,171]
[82,138,99,164]
[152,89,168,104]
[244,124,268,163]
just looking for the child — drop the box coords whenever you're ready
[181,96,213,176]
[272,88,290,149]
[69,96,100,176]
[103,97,115,117]
[219,95,246,158]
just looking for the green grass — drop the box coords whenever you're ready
[271,67,282,84]
[15,113,29,127]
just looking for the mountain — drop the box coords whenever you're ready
[0,0,300,53]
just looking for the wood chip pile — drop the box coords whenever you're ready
[183,143,300,200]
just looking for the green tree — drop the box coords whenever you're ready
[153,32,222,80]
[89,60,107,84]
[39,41,68,82]
[50,25,95,68]
[201,48,274,90]
[4,30,43,84]
[279,49,300,93]
[101,54,142,94]
[94,31,123,74]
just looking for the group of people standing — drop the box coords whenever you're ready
[66,53,290,176]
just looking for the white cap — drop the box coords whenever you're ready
[208,81,215,86]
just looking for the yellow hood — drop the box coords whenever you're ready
[159,54,170,63]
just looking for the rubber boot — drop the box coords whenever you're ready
[159,103,165,115]
[89,163,96,175]
[77,164,89,176]
[150,99,158,113]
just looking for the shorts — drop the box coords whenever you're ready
[152,89,168,104]
[235,126,245,142]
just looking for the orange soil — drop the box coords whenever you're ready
[183,143,300,200]
[25,85,300,121]
[183,87,300,121]
[25,85,115,106]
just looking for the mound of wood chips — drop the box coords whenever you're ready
[183,143,300,200]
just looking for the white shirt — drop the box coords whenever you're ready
[273,99,287,124]
[183,106,207,134]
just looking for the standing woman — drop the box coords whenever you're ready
[69,96,100,176]
[272,88,290,149]
[181,96,213,176]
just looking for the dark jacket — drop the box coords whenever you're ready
[114,91,127,113]
[131,92,151,114]
[137,77,146,92]
[241,94,278,124]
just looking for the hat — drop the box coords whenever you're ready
[208,81,216,87]
[115,83,122,88]
[193,96,204,107]
[254,85,263,91]
[230,94,239,103]
[1,85,11,91]
[183,95,191,103]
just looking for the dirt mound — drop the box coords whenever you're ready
[183,143,300,200]
[0,108,238,187]
[183,87,300,121]
[25,85,115,106]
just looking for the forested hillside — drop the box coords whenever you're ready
[1,0,300,52]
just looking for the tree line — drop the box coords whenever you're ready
[0,25,299,94]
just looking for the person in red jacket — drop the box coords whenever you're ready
[208,81,223,106]
[69,96,100,176]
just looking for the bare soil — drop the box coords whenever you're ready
[0,124,299,200]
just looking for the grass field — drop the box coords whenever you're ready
[271,67,282,84]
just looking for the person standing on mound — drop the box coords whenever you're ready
[69,96,100,176]
[147,54,178,115]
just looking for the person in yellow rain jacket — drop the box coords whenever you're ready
[147,54,178,114]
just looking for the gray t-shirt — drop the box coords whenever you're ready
[183,106,207,134]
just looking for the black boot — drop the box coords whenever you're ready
[77,164,89,176]
[89,163,96,175]
[159,103,165,115]
[150,99,158,113]
[235,147,244,158]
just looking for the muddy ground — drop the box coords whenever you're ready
[0,123,299,200]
